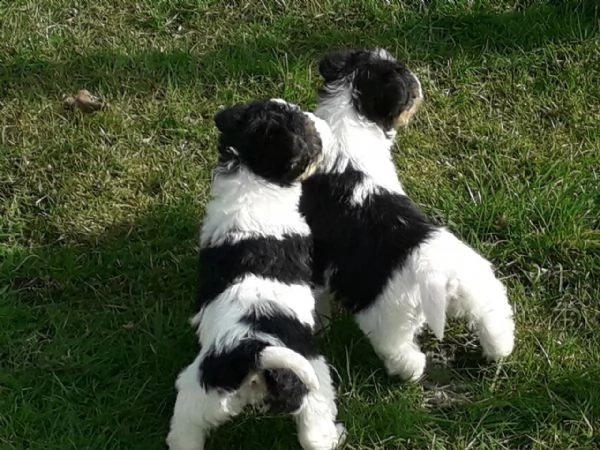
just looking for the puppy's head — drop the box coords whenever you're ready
[318,49,423,131]
[214,99,324,186]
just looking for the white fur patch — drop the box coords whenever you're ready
[315,85,405,200]
[201,167,310,247]
[191,275,316,340]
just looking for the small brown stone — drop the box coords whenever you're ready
[62,89,108,113]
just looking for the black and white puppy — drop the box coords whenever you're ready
[300,49,515,381]
[167,99,345,450]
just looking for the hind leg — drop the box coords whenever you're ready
[167,356,241,450]
[355,291,426,381]
[450,274,515,360]
[314,286,333,334]
[295,356,345,450]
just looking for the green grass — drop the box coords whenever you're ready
[1,0,599,448]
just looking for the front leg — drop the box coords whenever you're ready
[313,286,333,334]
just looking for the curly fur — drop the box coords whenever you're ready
[301,49,515,381]
[167,99,345,450]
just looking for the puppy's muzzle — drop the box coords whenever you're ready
[395,72,423,128]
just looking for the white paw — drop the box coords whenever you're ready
[166,428,205,450]
[481,330,515,360]
[479,317,515,360]
[384,350,427,381]
[335,423,347,448]
[299,421,346,450]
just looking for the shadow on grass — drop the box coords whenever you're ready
[2,0,599,447]
[1,0,598,100]
[1,200,200,448]
[3,198,598,449]
[425,365,600,448]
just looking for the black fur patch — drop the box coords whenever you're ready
[318,50,421,131]
[242,308,317,358]
[199,343,310,414]
[196,234,313,309]
[214,100,322,187]
[300,168,436,313]
[199,308,317,411]
[199,339,267,391]
[263,368,309,414]
[242,308,317,413]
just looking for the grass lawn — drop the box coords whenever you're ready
[1,0,599,448]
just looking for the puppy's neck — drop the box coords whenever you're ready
[201,166,309,247]
[315,87,404,195]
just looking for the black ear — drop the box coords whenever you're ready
[318,51,353,82]
[353,64,412,131]
[214,104,247,134]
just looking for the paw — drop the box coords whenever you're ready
[335,423,347,448]
[384,350,426,381]
[166,429,205,450]
[481,330,515,361]
[299,422,345,450]
[479,317,515,361]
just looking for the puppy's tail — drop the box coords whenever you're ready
[258,346,319,391]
